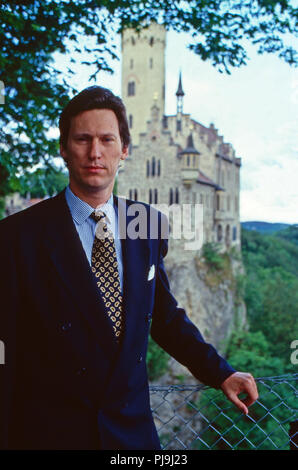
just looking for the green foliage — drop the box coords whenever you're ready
[241,229,298,366]
[18,165,69,198]
[146,335,170,381]
[276,225,298,246]
[241,228,298,277]
[0,197,5,220]
[1,1,297,197]
[202,242,225,271]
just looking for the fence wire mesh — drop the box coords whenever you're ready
[149,373,298,450]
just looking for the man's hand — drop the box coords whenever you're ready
[220,372,259,415]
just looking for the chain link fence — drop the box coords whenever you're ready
[149,373,298,450]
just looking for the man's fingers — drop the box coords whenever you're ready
[221,372,259,414]
[228,393,249,415]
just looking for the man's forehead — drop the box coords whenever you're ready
[70,108,120,131]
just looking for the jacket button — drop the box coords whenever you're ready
[76,367,87,376]
[60,322,72,332]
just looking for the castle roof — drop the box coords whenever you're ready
[179,133,200,155]
[176,71,185,97]
[197,170,223,190]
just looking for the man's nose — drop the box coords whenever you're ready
[89,138,102,159]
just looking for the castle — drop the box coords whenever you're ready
[118,22,241,250]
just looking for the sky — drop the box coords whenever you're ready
[55,28,298,224]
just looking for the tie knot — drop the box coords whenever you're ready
[91,210,106,223]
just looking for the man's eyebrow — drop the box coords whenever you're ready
[74,132,116,138]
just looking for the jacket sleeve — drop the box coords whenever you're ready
[150,234,236,389]
[0,218,18,448]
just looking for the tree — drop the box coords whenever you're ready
[0,0,297,198]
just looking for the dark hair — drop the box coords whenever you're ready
[59,86,130,150]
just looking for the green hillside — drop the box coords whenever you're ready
[241,221,291,234]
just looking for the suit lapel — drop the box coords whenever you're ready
[42,191,119,356]
[114,196,150,351]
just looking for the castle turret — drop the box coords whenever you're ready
[176,71,185,114]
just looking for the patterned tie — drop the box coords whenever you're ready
[90,210,123,339]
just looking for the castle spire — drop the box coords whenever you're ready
[176,70,185,114]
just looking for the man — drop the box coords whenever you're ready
[0,86,258,450]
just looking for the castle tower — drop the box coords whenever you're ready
[121,22,166,145]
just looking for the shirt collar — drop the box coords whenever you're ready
[65,186,114,226]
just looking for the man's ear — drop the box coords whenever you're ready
[60,144,68,164]
[121,145,129,161]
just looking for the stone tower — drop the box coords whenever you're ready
[121,22,166,145]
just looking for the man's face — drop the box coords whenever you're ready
[60,108,128,200]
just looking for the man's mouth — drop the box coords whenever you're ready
[85,166,106,173]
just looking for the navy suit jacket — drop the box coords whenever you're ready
[0,190,235,449]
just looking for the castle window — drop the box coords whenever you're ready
[130,59,134,69]
[150,37,154,46]
[216,194,220,211]
[157,160,161,176]
[129,189,132,199]
[192,155,196,167]
[187,155,190,167]
[128,81,135,96]
[225,225,230,246]
[200,194,203,205]
[149,189,153,204]
[149,58,153,69]
[131,37,135,45]
[152,157,156,177]
[217,224,223,242]
[233,226,237,241]
[146,160,150,178]
[169,188,174,205]
[162,115,168,129]
[177,120,181,132]
[129,114,133,129]
[154,189,158,204]
[134,189,138,201]
[175,188,179,204]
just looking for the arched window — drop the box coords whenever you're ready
[154,189,158,204]
[175,188,179,204]
[129,114,133,129]
[152,157,156,177]
[216,194,220,211]
[217,224,223,242]
[128,81,135,96]
[149,189,152,204]
[169,188,174,205]
[146,160,150,178]
[225,225,230,247]
[157,160,161,176]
